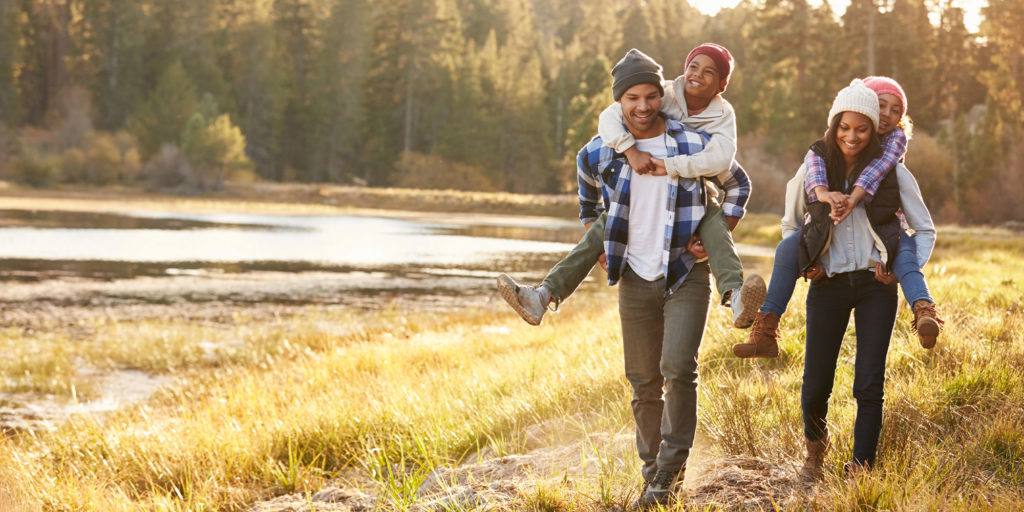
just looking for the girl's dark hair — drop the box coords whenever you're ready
[823,112,882,172]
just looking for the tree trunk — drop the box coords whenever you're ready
[866,0,876,76]
[404,71,414,153]
[45,0,71,113]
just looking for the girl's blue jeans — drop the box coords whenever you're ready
[760,230,932,317]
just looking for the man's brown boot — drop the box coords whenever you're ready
[798,435,830,482]
[732,312,780,358]
[912,300,943,349]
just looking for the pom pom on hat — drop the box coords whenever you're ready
[827,79,879,131]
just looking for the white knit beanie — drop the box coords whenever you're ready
[827,79,879,131]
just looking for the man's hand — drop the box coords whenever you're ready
[648,158,668,176]
[598,252,608,271]
[874,262,897,284]
[686,235,708,261]
[625,146,656,174]
[802,263,826,281]
[725,215,739,231]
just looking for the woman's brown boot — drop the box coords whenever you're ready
[732,312,780,358]
[798,435,830,482]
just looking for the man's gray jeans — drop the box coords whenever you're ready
[618,261,711,481]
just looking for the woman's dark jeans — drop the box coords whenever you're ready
[802,270,898,467]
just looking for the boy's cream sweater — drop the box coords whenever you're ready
[598,77,737,179]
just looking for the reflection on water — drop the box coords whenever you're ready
[0,210,578,279]
[0,209,591,431]
[0,208,295,231]
[0,207,778,430]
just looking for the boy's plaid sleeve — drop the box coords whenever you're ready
[709,161,750,218]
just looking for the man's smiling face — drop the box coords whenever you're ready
[619,82,663,138]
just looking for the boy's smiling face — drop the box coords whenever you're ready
[684,54,721,103]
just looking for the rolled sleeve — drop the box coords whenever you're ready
[854,127,907,201]
[709,161,750,219]
[577,148,603,225]
[597,103,636,153]
[803,150,828,202]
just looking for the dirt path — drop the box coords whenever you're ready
[248,415,811,511]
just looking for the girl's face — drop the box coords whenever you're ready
[836,111,874,160]
[877,93,902,135]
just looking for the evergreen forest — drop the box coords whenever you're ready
[1,0,1022,222]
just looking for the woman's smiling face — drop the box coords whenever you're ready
[836,111,874,161]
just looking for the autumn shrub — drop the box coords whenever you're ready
[736,132,803,214]
[9,148,58,187]
[141,143,196,192]
[905,132,956,221]
[393,151,499,192]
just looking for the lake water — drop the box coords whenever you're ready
[0,210,579,274]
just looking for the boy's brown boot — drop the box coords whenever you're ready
[732,312,780,358]
[798,435,830,482]
[912,300,943,349]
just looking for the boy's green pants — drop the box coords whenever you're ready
[540,199,744,304]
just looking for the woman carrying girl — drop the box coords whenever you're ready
[734,76,943,359]
[778,80,936,477]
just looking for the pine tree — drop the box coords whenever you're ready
[879,0,938,130]
[618,2,655,59]
[130,60,198,157]
[980,0,1024,127]
[217,0,284,180]
[0,0,22,124]
[751,0,843,149]
[308,0,371,183]
[80,0,146,130]
[272,0,321,181]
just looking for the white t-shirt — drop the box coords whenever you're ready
[626,134,671,281]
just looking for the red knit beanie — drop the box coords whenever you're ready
[685,43,734,92]
[863,76,907,118]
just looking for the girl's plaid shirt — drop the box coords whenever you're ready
[804,126,908,202]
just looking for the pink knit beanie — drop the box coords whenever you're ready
[685,43,734,92]
[863,76,907,118]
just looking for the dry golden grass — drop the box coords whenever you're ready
[0,192,1021,510]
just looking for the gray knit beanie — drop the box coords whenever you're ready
[827,79,880,130]
[611,49,665,101]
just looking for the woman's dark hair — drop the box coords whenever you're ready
[818,111,882,191]
[823,112,882,167]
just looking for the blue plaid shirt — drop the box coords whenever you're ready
[577,118,751,295]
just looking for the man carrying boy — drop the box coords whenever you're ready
[498,43,764,330]
[573,50,751,508]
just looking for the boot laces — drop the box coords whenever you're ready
[912,301,944,333]
[650,469,676,490]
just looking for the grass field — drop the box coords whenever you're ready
[1,189,1022,511]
